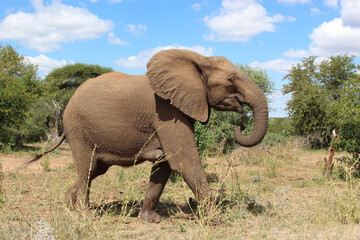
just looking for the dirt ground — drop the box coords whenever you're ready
[1,142,360,239]
[1,145,73,173]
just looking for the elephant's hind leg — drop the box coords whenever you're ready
[139,160,172,223]
[65,176,90,210]
[65,160,109,210]
[65,143,109,210]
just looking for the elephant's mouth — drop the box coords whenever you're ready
[234,96,244,114]
[213,95,244,113]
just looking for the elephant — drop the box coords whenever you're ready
[26,49,268,223]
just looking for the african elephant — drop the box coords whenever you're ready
[27,49,268,223]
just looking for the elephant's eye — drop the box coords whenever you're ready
[228,76,236,82]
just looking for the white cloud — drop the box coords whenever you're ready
[116,45,214,69]
[309,18,360,56]
[250,58,299,73]
[0,0,113,52]
[292,0,360,57]
[259,0,360,74]
[283,48,310,58]
[324,0,339,8]
[310,8,324,16]
[341,0,360,28]
[204,0,287,41]
[277,0,310,4]
[287,16,297,22]
[126,24,147,36]
[305,0,360,57]
[108,32,129,45]
[25,54,67,75]
[192,3,202,11]
[191,1,209,11]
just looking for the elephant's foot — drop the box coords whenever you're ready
[138,209,161,223]
[64,183,89,211]
[64,185,77,210]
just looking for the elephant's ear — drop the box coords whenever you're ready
[146,49,209,123]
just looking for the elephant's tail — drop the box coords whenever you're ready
[19,132,66,169]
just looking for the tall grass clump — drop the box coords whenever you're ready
[234,138,303,178]
[314,157,360,224]
[335,157,360,223]
[40,156,51,172]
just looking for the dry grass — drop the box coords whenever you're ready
[1,140,360,239]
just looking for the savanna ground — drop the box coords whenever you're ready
[1,140,360,239]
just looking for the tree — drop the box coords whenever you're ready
[283,55,360,149]
[336,76,360,160]
[0,45,42,147]
[195,65,274,156]
[319,55,358,101]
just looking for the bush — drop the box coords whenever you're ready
[336,77,360,157]
[195,110,242,157]
[262,118,294,146]
[0,45,42,148]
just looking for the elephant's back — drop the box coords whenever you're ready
[76,72,151,98]
[66,72,154,115]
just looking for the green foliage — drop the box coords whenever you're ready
[19,99,56,142]
[0,44,42,148]
[262,118,294,146]
[195,65,274,156]
[40,157,51,172]
[334,76,360,166]
[284,55,360,150]
[267,118,294,135]
[195,111,241,157]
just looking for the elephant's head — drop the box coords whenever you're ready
[146,49,268,147]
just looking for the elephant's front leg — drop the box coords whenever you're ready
[156,119,212,203]
[139,160,172,223]
[177,157,211,201]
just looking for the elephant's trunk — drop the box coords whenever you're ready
[234,84,268,147]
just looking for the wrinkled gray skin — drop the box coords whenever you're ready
[31,49,268,223]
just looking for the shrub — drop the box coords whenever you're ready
[263,118,294,146]
[195,110,242,157]
[0,44,42,148]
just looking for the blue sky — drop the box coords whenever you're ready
[1,0,359,117]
